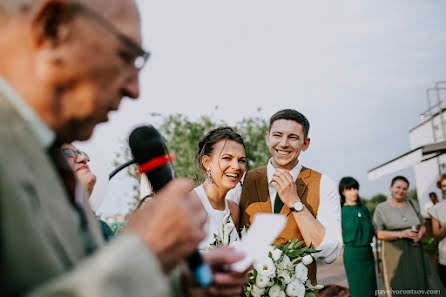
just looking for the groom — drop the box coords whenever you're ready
[234,109,342,284]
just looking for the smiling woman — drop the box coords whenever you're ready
[61,143,114,242]
[373,176,444,295]
[191,126,247,250]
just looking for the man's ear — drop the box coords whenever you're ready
[265,131,270,147]
[30,0,76,48]
[302,137,310,152]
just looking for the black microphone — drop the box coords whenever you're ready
[129,125,213,287]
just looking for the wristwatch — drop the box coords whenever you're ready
[290,201,304,212]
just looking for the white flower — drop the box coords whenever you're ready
[268,285,281,297]
[254,256,276,278]
[302,255,313,265]
[255,274,270,288]
[278,270,293,284]
[221,211,233,245]
[270,248,282,261]
[276,255,291,270]
[278,291,286,297]
[222,223,234,245]
[286,280,306,297]
[240,226,248,238]
[251,285,265,297]
[294,263,308,282]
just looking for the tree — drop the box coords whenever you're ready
[112,112,271,213]
[364,193,387,218]
[406,189,418,202]
[111,140,141,210]
[234,115,270,170]
[154,113,225,185]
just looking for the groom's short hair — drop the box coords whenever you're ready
[269,109,310,139]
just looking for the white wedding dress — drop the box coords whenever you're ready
[194,185,240,251]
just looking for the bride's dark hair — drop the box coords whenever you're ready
[197,126,246,172]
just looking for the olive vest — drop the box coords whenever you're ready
[239,165,321,285]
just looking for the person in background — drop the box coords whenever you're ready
[430,192,440,205]
[373,176,444,296]
[339,176,377,297]
[424,192,440,218]
[429,174,446,288]
[61,143,114,241]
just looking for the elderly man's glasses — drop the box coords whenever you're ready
[71,3,150,71]
[62,149,90,162]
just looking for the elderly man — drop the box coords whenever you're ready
[0,0,247,296]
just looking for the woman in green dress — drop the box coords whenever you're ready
[373,176,444,297]
[339,176,377,297]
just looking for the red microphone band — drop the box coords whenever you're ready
[138,154,174,174]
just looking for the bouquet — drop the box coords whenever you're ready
[243,239,323,297]
[209,211,237,249]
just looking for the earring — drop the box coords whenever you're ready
[206,168,214,185]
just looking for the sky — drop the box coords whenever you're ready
[76,0,446,217]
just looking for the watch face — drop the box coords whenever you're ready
[293,201,303,211]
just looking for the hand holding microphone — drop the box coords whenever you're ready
[124,178,207,273]
[123,125,213,286]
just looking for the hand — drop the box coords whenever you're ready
[186,247,250,297]
[123,178,207,273]
[271,168,299,207]
[414,225,426,243]
[401,228,418,241]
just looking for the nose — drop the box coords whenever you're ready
[230,159,242,171]
[122,70,140,100]
[76,153,88,164]
[279,136,288,147]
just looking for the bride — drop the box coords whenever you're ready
[192,127,247,250]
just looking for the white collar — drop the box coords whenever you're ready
[266,158,302,184]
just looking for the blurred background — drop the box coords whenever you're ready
[74,0,446,221]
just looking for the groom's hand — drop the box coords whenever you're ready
[271,168,300,207]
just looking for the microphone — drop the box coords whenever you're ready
[129,125,213,287]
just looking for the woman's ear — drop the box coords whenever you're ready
[201,155,211,171]
[30,0,76,48]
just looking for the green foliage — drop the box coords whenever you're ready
[235,116,270,170]
[406,189,418,202]
[421,236,439,256]
[363,194,387,218]
[112,140,141,210]
[153,113,224,185]
[112,111,271,213]
[109,221,125,234]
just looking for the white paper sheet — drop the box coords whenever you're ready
[230,213,287,272]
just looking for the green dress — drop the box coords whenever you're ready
[342,204,377,297]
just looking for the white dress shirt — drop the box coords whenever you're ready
[227,159,343,264]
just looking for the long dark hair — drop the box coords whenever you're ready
[197,126,246,172]
[339,176,362,206]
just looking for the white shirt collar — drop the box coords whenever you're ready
[0,77,55,149]
[266,157,303,183]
